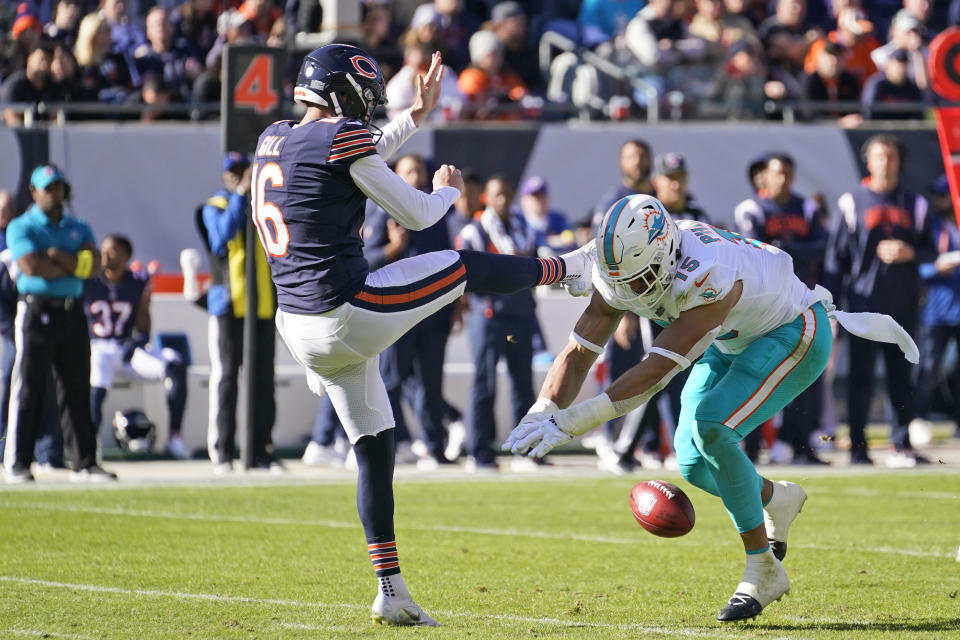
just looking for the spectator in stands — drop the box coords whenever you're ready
[689,0,758,63]
[803,7,879,87]
[724,0,771,29]
[824,133,933,467]
[799,41,862,121]
[171,0,218,58]
[871,10,929,91]
[518,176,574,255]
[75,11,134,102]
[362,1,403,80]
[434,0,481,72]
[2,2,43,79]
[592,139,654,231]
[205,10,257,70]
[100,0,146,63]
[237,0,279,37]
[735,153,828,464]
[706,38,768,119]
[861,48,924,120]
[899,0,934,35]
[914,175,960,441]
[458,29,526,119]
[488,2,539,91]
[402,4,448,67]
[758,0,818,53]
[200,152,281,474]
[386,42,462,121]
[44,0,83,47]
[625,0,707,92]
[135,6,202,102]
[577,0,644,43]
[50,41,85,103]
[1,42,55,126]
[125,73,184,121]
[456,174,540,473]
[363,154,456,470]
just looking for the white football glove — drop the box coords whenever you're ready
[503,414,573,458]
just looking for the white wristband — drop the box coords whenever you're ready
[570,331,605,355]
[554,393,617,437]
[529,397,560,414]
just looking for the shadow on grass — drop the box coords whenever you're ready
[750,618,960,633]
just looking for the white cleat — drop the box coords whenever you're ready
[717,548,790,622]
[371,593,440,627]
[301,441,346,467]
[763,480,807,561]
[559,243,596,297]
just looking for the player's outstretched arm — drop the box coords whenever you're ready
[351,159,461,231]
[503,292,621,454]
[539,292,623,410]
[507,281,743,457]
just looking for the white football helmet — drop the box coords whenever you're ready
[595,194,680,311]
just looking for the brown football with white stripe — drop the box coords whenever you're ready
[628,480,695,538]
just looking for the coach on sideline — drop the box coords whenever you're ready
[2,165,116,483]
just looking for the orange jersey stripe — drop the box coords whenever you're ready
[354,264,466,306]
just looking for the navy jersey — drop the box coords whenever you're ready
[745,193,826,287]
[825,182,934,314]
[253,117,378,314]
[84,270,149,341]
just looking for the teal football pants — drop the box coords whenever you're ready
[674,303,832,533]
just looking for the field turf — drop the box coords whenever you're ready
[1,468,958,639]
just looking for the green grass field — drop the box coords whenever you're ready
[1,469,958,639]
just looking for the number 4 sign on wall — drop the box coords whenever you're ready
[223,45,285,155]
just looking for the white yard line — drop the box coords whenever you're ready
[0,501,955,557]
[0,576,738,638]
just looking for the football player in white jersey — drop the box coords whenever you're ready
[504,194,918,621]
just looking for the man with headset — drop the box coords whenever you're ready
[825,133,934,467]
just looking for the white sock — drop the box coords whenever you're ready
[378,572,411,600]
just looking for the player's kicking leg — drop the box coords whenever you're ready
[762,479,807,561]
[273,248,593,627]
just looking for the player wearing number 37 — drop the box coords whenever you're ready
[250,44,593,626]
[503,194,920,621]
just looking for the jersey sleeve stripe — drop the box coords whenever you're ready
[333,129,373,142]
[331,137,374,151]
[329,146,377,162]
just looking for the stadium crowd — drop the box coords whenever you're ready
[0,0,957,123]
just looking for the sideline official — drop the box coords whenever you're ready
[3,165,116,482]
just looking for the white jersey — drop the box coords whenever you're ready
[594,220,815,354]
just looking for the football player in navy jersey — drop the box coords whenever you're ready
[84,235,189,459]
[251,44,593,626]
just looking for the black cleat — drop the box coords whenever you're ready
[717,592,763,622]
[770,540,787,562]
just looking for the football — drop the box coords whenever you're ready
[628,480,696,537]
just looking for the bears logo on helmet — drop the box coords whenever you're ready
[294,44,386,125]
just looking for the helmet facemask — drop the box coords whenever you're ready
[596,195,680,314]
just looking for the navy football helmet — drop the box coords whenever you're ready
[113,409,156,453]
[294,44,386,125]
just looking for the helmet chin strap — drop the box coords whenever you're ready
[328,91,344,117]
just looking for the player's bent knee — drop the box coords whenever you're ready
[690,418,730,451]
[678,459,721,496]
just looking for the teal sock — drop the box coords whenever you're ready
[746,544,771,556]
